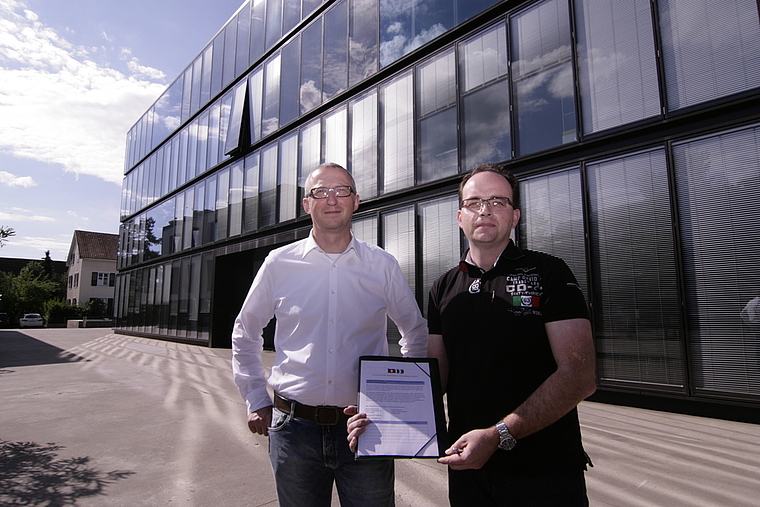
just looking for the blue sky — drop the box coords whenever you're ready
[0,0,246,261]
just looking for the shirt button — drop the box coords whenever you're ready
[330,320,334,324]
[328,380,332,385]
[329,349,333,354]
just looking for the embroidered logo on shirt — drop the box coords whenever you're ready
[469,279,481,294]
[504,273,543,314]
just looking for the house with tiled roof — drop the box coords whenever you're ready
[66,230,119,316]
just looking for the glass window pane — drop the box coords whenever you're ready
[674,125,760,397]
[520,168,586,292]
[207,102,221,168]
[299,120,321,218]
[193,182,205,247]
[379,0,453,67]
[264,54,281,136]
[249,68,264,142]
[456,0,501,25]
[211,33,225,96]
[352,215,378,245]
[381,72,414,193]
[223,21,237,88]
[350,0,379,87]
[511,0,576,156]
[181,67,192,123]
[419,194,460,317]
[153,78,183,147]
[324,0,348,100]
[250,0,266,64]
[576,0,659,134]
[191,56,202,115]
[198,252,214,340]
[196,111,209,175]
[587,149,684,388]
[462,79,511,170]
[244,151,260,233]
[279,133,298,222]
[280,36,301,126]
[174,193,185,253]
[204,177,217,243]
[418,107,458,183]
[301,19,323,114]
[183,187,194,251]
[323,105,347,167]
[383,206,415,294]
[417,48,456,117]
[260,143,279,227]
[460,22,508,93]
[216,168,230,241]
[229,161,244,237]
[659,0,760,110]
[201,45,212,106]
[283,0,301,33]
[351,90,378,199]
[236,3,251,76]
[266,0,283,49]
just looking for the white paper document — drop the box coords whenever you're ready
[356,356,445,459]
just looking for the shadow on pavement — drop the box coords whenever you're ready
[0,331,88,369]
[0,440,134,506]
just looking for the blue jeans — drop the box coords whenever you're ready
[268,407,395,507]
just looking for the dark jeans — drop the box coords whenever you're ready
[268,407,395,507]
[448,466,588,507]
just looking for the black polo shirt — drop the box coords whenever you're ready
[428,241,591,473]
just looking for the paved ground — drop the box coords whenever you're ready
[2,328,759,506]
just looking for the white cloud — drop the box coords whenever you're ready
[0,207,56,222]
[0,170,36,187]
[0,0,168,185]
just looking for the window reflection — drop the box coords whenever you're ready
[350,0,379,86]
[323,106,347,167]
[511,0,575,156]
[323,0,348,100]
[417,49,457,183]
[380,0,451,67]
[260,143,278,227]
[263,54,282,136]
[351,90,378,198]
[300,19,324,114]
[381,72,414,193]
[281,37,301,126]
[279,133,298,222]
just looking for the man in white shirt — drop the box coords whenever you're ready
[232,162,428,507]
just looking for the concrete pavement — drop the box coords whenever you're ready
[2,328,759,506]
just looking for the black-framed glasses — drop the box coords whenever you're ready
[460,197,515,212]
[307,186,355,199]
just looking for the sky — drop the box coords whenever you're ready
[0,0,247,261]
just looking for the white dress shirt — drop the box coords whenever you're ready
[232,231,428,413]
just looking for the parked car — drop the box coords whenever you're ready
[0,312,9,327]
[19,313,44,328]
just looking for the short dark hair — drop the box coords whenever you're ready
[459,163,519,209]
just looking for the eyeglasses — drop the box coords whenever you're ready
[460,197,515,212]
[307,186,355,199]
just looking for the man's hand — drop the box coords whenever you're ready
[437,427,500,470]
[345,405,371,453]
[247,406,272,436]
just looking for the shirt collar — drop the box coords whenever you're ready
[301,230,361,260]
[459,240,524,275]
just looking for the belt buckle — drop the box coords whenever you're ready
[314,406,340,425]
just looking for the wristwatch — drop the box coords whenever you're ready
[496,421,516,451]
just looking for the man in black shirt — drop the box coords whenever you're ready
[427,164,596,506]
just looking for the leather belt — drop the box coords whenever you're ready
[274,393,349,426]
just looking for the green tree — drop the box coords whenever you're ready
[6,261,65,316]
[43,299,83,326]
[0,225,14,247]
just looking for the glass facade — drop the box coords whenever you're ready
[118,0,760,407]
